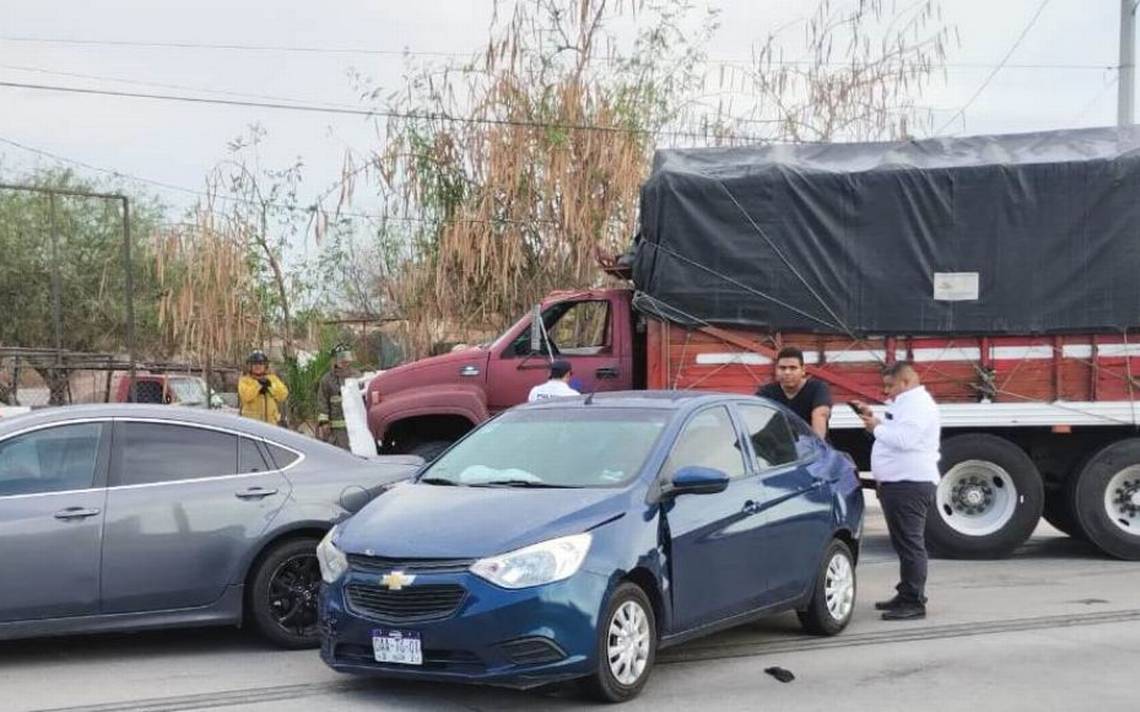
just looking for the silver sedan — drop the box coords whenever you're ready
[0,404,419,647]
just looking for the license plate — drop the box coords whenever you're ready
[372,629,423,665]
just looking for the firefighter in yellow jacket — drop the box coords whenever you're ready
[238,350,289,425]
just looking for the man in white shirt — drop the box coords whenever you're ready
[528,359,581,402]
[853,361,941,621]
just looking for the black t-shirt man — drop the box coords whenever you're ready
[757,378,833,430]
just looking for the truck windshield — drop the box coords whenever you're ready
[168,377,208,406]
[419,408,669,488]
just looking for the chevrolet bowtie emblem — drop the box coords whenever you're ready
[381,570,416,591]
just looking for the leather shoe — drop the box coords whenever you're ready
[875,594,927,610]
[874,595,905,610]
[881,604,926,621]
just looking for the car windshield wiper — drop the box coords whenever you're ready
[469,479,575,489]
[419,476,461,486]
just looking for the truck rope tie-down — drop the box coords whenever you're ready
[715,179,864,350]
[637,240,848,334]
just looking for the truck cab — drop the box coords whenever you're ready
[114,373,210,407]
[366,288,642,458]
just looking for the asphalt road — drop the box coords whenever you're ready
[4,497,1139,712]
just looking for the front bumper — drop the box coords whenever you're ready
[319,566,609,689]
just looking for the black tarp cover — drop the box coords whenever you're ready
[632,127,1140,335]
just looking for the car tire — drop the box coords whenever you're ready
[408,440,451,462]
[584,582,657,703]
[797,539,856,636]
[248,537,323,649]
[926,434,1044,558]
[1068,438,1140,560]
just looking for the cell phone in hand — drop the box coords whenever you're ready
[847,401,866,417]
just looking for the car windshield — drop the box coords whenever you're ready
[420,408,669,488]
[168,377,208,405]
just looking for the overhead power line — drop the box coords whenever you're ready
[0,62,369,111]
[0,134,561,228]
[937,0,1053,135]
[0,34,1119,71]
[0,78,767,143]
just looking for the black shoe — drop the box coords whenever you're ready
[881,604,926,621]
[875,592,921,606]
[874,595,905,611]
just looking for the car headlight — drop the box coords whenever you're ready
[316,526,349,584]
[470,532,592,589]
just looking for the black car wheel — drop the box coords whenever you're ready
[797,539,856,636]
[585,582,657,703]
[249,538,322,648]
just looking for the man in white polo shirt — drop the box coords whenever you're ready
[528,359,580,402]
[853,361,941,621]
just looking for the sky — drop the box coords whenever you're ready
[0,0,1130,218]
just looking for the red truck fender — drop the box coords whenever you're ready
[367,383,490,445]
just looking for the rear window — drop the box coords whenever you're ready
[421,408,669,488]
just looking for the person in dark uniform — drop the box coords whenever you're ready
[317,344,360,450]
[756,346,832,438]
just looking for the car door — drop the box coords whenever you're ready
[661,406,768,632]
[99,420,291,613]
[487,299,626,409]
[738,403,834,604]
[0,421,109,622]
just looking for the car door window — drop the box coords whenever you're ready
[239,437,270,473]
[785,414,822,461]
[507,301,612,357]
[662,406,747,480]
[0,423,102,496]
[264,442,300,469]
[114,422,237,486]
[739,405,798,471]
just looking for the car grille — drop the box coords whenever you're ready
[334,643,484,673]
[345,583,467,622]
[499,637,567,666]
[347,554,475,575]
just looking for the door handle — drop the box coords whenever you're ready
[596,367,620,379]
[54,507,101,520]
[235,487,279,500]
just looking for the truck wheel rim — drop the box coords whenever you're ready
[937,460,1019,537]
[824,552,855,622]
[607,600,650,686]
[1103,465,1140,536]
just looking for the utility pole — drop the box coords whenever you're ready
[1121,0,1137,126]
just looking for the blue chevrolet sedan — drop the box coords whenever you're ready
[318,392,863,702]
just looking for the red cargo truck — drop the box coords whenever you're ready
[366,128,1140,561]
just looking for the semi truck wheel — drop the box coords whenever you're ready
[1068,438,1140,561]
[926,434,1044,558]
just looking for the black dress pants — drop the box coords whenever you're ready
[878,481,937,603]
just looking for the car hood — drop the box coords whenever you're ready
[337,481,630,559]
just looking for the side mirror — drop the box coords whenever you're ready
[669,466,730,496]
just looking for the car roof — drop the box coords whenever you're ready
[0,404,312,447]
[516,390,753,414]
